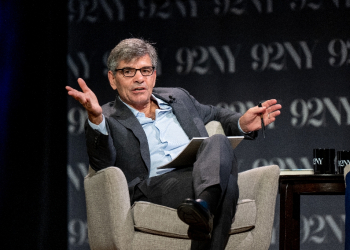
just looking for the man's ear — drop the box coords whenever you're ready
[108,71,117,90]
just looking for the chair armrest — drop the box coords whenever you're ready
[237,165,280,250]
[205,121,225,136]
[238,165,279,200]
[84,166,135,250]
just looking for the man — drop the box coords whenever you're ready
[66,38,281,249]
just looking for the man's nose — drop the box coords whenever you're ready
[134,69,145,80]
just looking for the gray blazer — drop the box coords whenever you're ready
[85,87,256,195]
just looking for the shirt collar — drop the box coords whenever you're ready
[118,94,171,117]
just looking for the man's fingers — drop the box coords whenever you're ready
[267,110,279,119]
[270,110,281,119]
[263,99,277,108]
[265,107,281,124]
[266,104,282,117]
[66,80,102,120]
[66,79,92,104]
[265,110,281,124]
[66,85,84,98]
[251,105,266,115]
[65,86,74,92]
[66,78,90,94]
[77,78,91,93]
[256,100,282,125]
[67,88,87,104]
[266,104,282,113]
[261,100,282,118]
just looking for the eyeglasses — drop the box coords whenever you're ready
[115,66,155,77]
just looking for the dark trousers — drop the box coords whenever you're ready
[133,134,239,250]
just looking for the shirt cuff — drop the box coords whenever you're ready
[88,115,108,135]
[238,118,251,134]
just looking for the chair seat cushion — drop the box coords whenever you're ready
[131,199,256,239]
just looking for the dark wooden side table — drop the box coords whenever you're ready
[279,174,345,250]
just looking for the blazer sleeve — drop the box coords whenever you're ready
[85,119,117,171]
[178,88,257,139]
[176,88,238,133]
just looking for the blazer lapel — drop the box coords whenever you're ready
[110,97,151,172]
[153,93,202,139]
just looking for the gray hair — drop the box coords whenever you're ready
[107,38,158,72]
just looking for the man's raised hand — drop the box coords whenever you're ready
[66,78,103,125]
[239,99,282,133]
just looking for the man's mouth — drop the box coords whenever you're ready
[133,87,145,92]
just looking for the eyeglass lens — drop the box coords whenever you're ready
[123,67,154,77]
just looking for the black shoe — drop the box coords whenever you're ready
[188,226,211,241]
[177,198,214,240]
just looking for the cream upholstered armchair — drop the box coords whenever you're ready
[84,121,280,250]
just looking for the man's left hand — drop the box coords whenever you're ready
[239,99,282,133]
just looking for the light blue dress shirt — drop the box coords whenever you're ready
[89,95,190,177]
